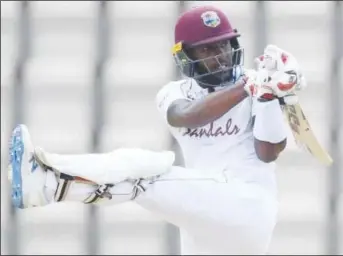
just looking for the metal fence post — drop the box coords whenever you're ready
[7,1,31,255]
[254,1,267,58]
[86,1,109,255]
[327,1,342,255]
[164,1,186,255]
[170,1,186,168]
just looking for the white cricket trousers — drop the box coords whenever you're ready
[134,166,278,255]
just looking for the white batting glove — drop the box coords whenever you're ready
[241,68,296,103]
[254,44,307,103]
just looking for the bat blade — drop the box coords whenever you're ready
[283,103,333,166]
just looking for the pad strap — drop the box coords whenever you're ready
[54,175,149,204]
[131,179,146,200]
[54,172,74,202]
[83,179,147,204]
[83,184,114,204]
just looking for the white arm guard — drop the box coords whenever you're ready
[253,99,288,143]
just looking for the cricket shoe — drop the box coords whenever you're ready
[8,124,51,209]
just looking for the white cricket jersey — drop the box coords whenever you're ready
[156,76,277,190]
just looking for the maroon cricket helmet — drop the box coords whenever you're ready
[173,6,244,88]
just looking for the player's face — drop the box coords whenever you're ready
[191,40,233,75]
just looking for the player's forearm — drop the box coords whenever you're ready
[252,100,288,163]
[168,84,248,129]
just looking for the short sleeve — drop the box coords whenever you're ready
[155,80,190,121]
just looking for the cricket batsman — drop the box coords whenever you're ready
[8,5,307,255]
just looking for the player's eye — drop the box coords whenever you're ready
[218,42,227,47]
[219,41,231,50]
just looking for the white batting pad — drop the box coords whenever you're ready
[35,147,175,184]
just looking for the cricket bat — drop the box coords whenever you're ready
[282,103,333,166]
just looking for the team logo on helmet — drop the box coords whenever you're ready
[201,11,221,28]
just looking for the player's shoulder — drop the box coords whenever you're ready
[156,78,192,96]
[155,78,195,104]
[155,78,195,115]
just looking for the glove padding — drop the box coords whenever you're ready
[242,68,297,104]
[254,44,307,99]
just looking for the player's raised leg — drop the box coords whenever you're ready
[7,124,175,209]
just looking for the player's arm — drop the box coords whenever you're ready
[252,99,288,163]
[251,45,308,163]
[167,80,248,129]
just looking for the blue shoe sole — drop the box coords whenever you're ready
[9,125,24,209]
